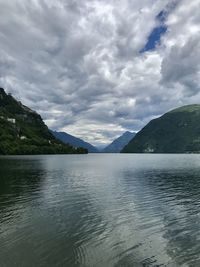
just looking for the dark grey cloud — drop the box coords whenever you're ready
[161,36,200,96]
[0,0,200,145]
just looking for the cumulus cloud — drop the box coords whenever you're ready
[0,0,200,145]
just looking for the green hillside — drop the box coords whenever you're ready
[0,88,87,155]
[121,104,200,153]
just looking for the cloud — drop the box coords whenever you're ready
[0,0,200,145]
[161,0,200,97]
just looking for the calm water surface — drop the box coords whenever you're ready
[1,154,200,267]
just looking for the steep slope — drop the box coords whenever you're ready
[122,104,200,153]
[51,131,98,153]
[103,131,136,153]
[0,88,87,155]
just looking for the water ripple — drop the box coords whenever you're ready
[1,154,200,266]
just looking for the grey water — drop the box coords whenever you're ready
[1,154,200,267]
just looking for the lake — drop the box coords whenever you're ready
[1,154,200,267]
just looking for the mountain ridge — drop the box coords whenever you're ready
[0,88,87,155]
[51,130,98,153]
[103,131,136,153]
[121,104,200,153]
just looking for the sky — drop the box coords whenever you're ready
[0,0,200,146]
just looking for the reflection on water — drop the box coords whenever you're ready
[1,154,200,266]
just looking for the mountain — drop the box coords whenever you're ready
[0,88,87,155]
[103,131,136,153]
[51,131,98,153]
[121,104,200,153]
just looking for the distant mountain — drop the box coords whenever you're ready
[122,104,200,153]
[51,131,98,153]
[0,88,87,155]
[103,131,136,153]
[96,144,107,151]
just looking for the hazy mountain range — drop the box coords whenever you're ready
[52,130,136,153]
[103,131,136,153]
[51,131,98,153]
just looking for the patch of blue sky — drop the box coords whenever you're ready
[140,24,167,53]
[140,8,168,53]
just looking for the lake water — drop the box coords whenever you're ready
[1,154,200,267]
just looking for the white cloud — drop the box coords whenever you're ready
[0,0,199,145]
